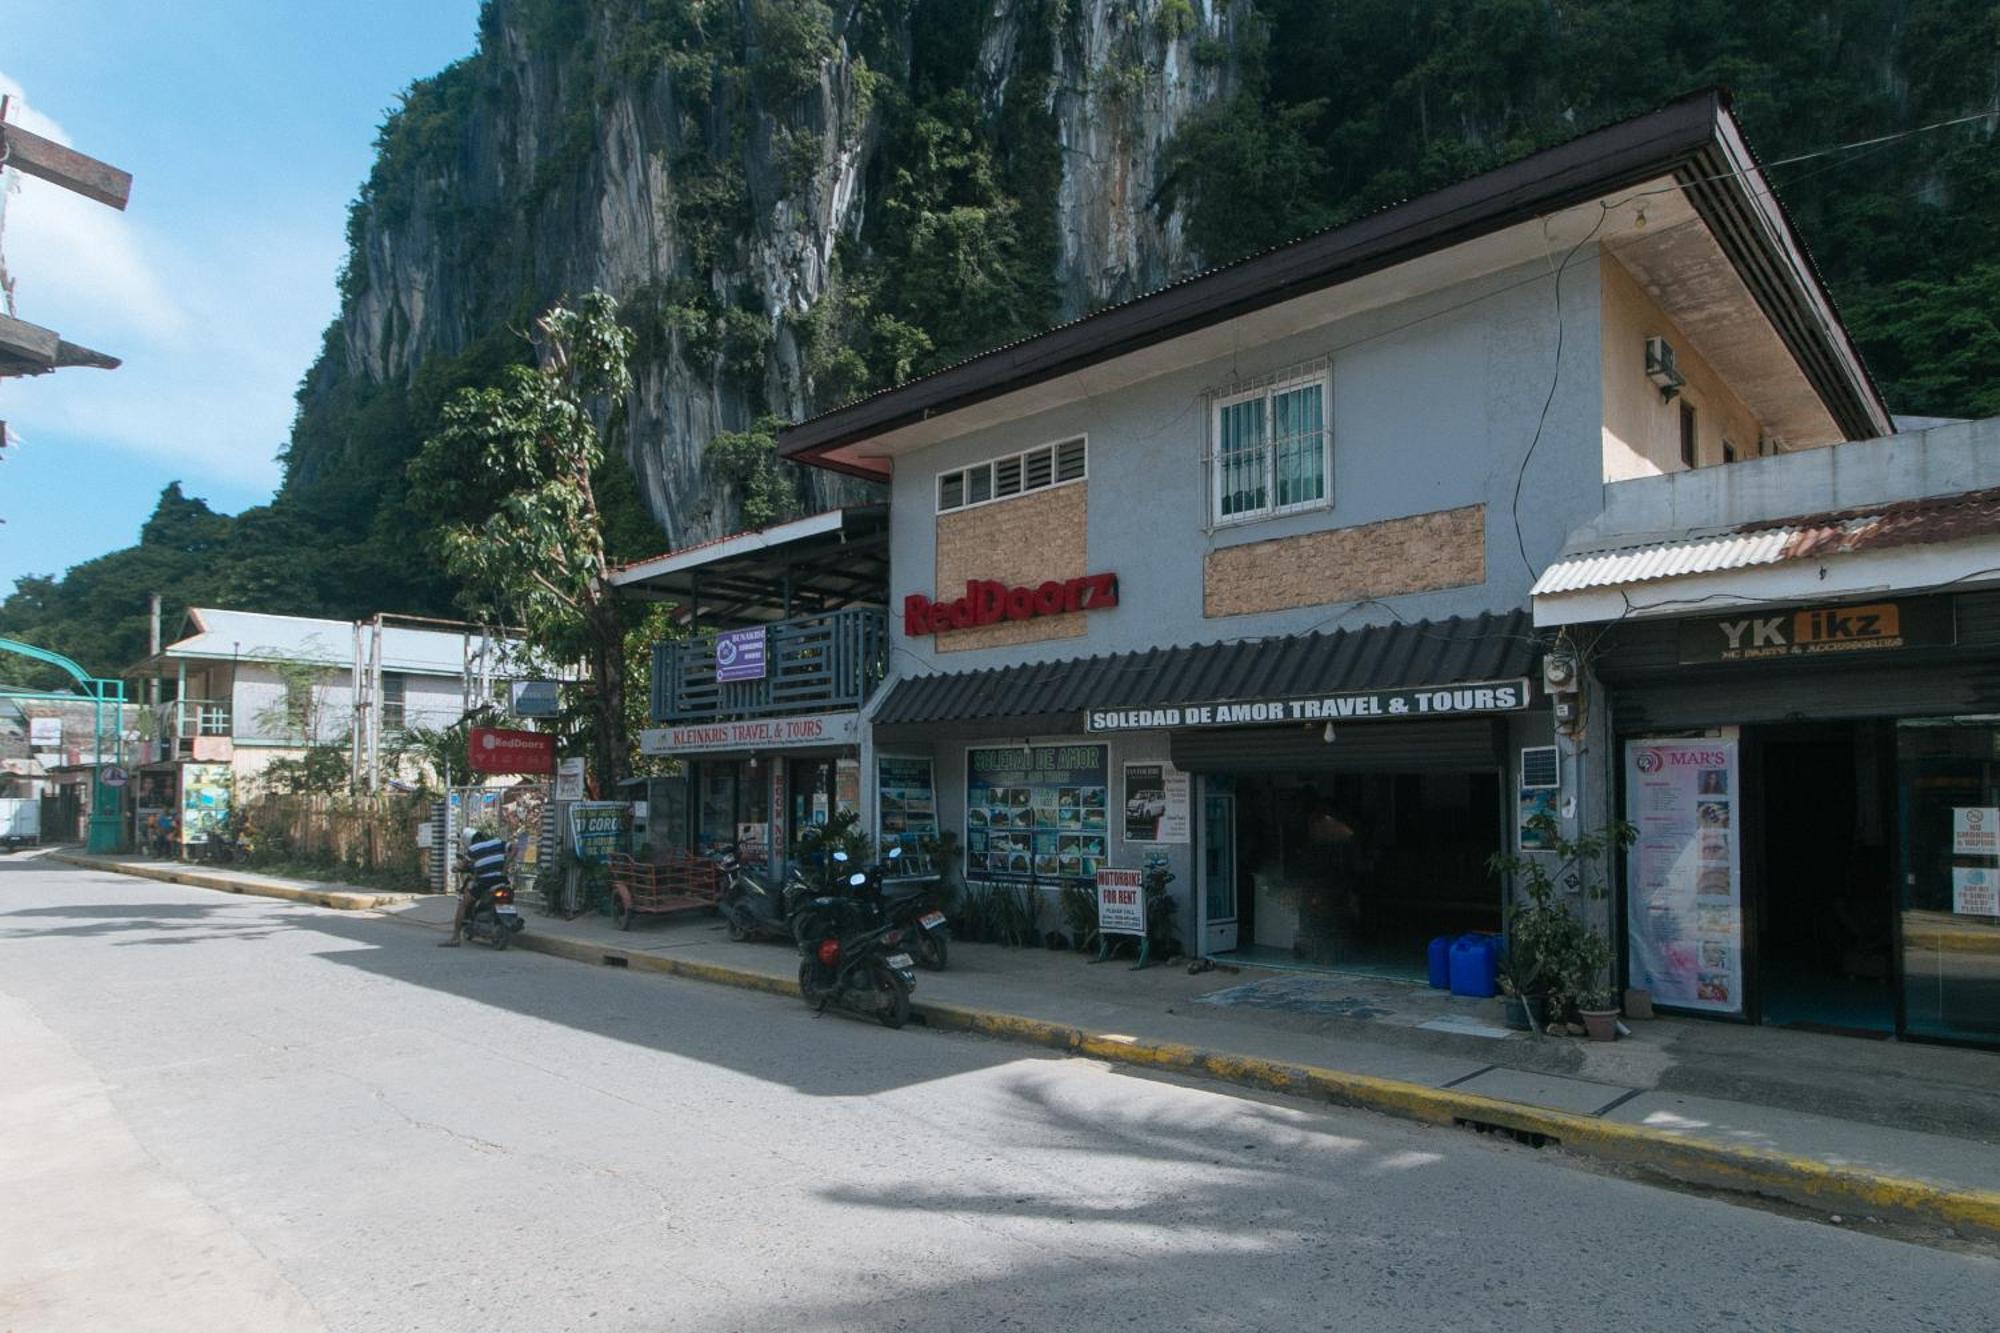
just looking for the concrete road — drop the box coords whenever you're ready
[2,859,1993,1332]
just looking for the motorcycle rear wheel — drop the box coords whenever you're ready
[870,962,911,1030]
[797,957,823,1008]
[727,914,750,943]
[915,929,948,972]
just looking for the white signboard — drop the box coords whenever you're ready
[1952,807,2000,856]
[639,711,861,756]
[28,718,61,748]
[509,680,562,718]
[554,756,587,802]
[1095,867,1146,936]
[1954,866,2000,917]
[1625,738,1743,1016]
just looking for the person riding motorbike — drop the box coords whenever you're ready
[439,826,510,947]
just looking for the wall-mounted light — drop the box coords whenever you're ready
[1645,336,1685,402]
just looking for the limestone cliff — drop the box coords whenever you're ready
[292,0,1248,550]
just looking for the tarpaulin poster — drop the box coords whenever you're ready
[966,744,1108,883]
[1625,738,1743,1015]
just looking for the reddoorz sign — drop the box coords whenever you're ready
[903,574,1119,637]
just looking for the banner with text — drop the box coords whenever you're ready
[1625,738,1743,1016]
[640,711,860,756]
[1086,678,1532,732]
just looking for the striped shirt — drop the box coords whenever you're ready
[465,835,510,891]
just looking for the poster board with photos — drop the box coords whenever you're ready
[1625,738,1743,1016]
[966,744,1109,883]
[877,755,938,855]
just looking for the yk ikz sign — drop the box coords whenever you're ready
[1678,597,1955,664]
[904,573,1119,637]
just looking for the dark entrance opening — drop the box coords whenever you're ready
[1229,770,1503,978]
[1754,722,1896,1035]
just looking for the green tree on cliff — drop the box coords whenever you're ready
[408,292,636,787]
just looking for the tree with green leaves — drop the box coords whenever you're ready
[408,292,637,789]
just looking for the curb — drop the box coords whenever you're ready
[55,851,2000,1242]
[48,852,416,912]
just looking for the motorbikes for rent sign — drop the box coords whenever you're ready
[1095,867,1145,936]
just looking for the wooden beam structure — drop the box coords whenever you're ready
[0,312,118,378]
[0,119,131,210]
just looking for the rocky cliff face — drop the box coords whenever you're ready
[299,0,1247,550]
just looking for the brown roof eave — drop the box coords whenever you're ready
[780,90,1729,468]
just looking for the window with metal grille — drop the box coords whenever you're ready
[1209,369,1331,525]
[934,437,1088,513]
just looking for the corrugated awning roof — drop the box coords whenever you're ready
[873,611,1540,727]
[1533,487,2000,596]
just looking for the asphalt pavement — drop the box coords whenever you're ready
[3,857,1994,1332]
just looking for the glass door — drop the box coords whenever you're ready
[1202,789,1238,954]
[1896,721,2000,1046]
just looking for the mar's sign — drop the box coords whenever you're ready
[1678,597,1955,664]
[904,573,1118,637]
[1087,678,1533,732]
[640,710,861,756]
[468,727,557,775]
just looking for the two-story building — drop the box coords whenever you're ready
[777,90,1889,982]
[615,507,891,870]
[126,607,530,844]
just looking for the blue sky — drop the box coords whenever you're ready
[0,0,483,595]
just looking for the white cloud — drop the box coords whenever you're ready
[0,71,346,492]
[1,75,187,342]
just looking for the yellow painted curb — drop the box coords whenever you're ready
[509,931,2000,1242]
[49,852,414,912]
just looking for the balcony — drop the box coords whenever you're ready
[652,608,887,724]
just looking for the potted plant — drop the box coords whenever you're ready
[1578,986,1620,1042]
[1488,812,1633,1038]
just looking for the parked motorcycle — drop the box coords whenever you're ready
[716,845,813,943]
[858,846,951,971]
[793,866,917,1028]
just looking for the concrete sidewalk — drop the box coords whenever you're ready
[48,850,2000,1242]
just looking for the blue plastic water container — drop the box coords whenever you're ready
[1449,933,1498,998]
[1426,935,1452,989]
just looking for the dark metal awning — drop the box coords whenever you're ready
[873,610,1542,727]
[610,506,889,629]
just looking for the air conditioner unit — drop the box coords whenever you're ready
[1645,336,1685,401]
[1520,745,1561,791]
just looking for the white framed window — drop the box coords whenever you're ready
[936,436,1087,514]
[1209,369,1331,525]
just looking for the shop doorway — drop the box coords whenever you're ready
[1221,770,1503,978]
[1753,722,1896,1035]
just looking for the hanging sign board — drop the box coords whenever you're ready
[554,756,587,802]
[715,626,768,682]
[1677,597,1955,664]
[1625,738,1743,1015]
[100,766,130,788]
[1094,867,1146,936]
[469,727,556,775]
[1952,807,2000,856]
[1086,678,1532,732]
[509,680,562,718]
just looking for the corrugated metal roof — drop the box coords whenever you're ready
[1533,487,2000,596]
[873,611,1539,727]
[160,609,526,677]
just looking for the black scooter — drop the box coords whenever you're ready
[716,845,813,943]
[794,864,917,1028]
[458,866,526,950]
[842,846,950,971]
